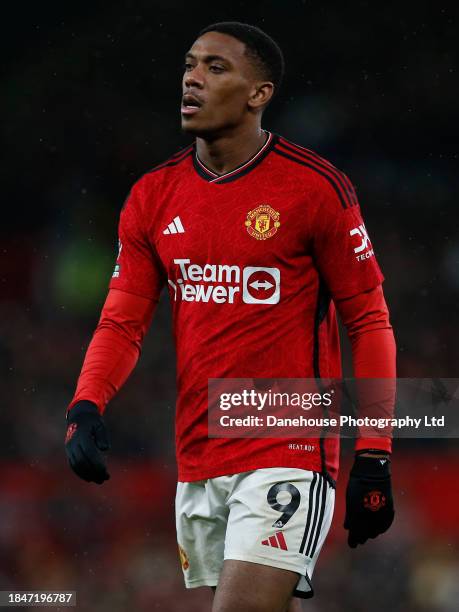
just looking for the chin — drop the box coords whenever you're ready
[181,119,210,137]
[181,121,230,142]
[181,120,200,135]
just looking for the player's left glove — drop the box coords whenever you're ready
[344,452,394,548]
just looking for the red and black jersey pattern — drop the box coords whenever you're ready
[120,145,193,211]
[274,136,358,209]
[192,131,277,184]
[108,131,385,482]
[149,144,194,175]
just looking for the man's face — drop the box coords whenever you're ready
[181,32,258,136]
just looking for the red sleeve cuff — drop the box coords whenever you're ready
[355,437,392,454]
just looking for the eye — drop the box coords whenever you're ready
[183,62,194,71]
[209,65,225,73]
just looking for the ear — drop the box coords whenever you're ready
[248,81,274,111]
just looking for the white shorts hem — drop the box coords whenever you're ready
[184,576,219,589]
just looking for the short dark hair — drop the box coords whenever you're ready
[198,22,285,95]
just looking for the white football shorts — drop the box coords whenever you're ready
[175,467,335,598]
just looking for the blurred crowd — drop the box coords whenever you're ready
[1,1,457,610]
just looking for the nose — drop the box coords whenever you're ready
[184,66,204,89]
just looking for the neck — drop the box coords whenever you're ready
[195,123,268,176]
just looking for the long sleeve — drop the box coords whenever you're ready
[68,175,165,415]
[335,284,396,452]
[68,288,157,415]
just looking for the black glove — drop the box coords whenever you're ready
[344,453,394,548]
[65,401,110,484]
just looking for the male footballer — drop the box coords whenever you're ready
[65,22,396,612]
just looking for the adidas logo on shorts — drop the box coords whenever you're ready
[261,531,288,551]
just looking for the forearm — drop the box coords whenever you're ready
[336,285,396,452]
[68,288,157,415]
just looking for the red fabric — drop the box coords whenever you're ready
[336,285,396,453]
[73,133,392,481]
[68,289,157,415]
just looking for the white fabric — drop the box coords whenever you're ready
[175,467,335,597]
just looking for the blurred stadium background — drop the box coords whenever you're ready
[1,1,457,610]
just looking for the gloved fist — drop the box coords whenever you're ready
[344,453,394,548]
[65,401,110,484]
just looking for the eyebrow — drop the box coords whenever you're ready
[185,51,231,65]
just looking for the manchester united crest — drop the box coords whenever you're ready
[178,544,190,570]
[364,490,386,512]
[245,204,280,240]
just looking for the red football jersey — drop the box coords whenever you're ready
[109,132,384,482]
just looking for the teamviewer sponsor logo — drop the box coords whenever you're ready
[168,259,280,305]
[242,267,280,304]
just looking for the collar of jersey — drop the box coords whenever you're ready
[192,131,277,184]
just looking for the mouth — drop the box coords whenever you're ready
[181,93,203,116]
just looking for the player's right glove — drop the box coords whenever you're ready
[344,453,394,548]
[65,400,110,484]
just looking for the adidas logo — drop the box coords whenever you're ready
[261,531,288,551]
[163,216,185,235]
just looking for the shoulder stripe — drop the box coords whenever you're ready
[119,146,192,211]
[170,144,193,159]
[278,136,358,205]
[273,147,348,209]
[148,149,193,175]
[277,137,358,207]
